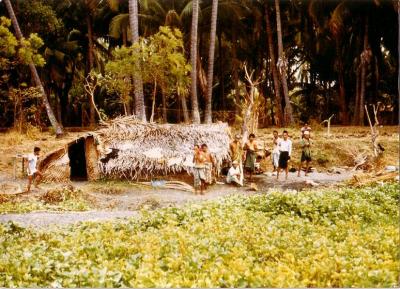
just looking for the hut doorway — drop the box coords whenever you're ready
[68,138,88,181]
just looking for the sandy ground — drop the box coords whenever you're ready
[0,171,353,228]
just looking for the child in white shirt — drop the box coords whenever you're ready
[25,146,42,192]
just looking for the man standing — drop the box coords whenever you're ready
[229,134,243,163]
[298,130,312,177]
[301,122,312,138]
[193,144,206,195]
[25,146,42,192]
[272,130,281,172]
[244,133,258,182]
[277,131,292,180]
[201,143,215,187]
[226,160,243,186]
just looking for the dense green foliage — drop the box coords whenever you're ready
[0,0,397,127]
[0,183,398,287]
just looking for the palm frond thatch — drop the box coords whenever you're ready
[40,116,231,182]
[98,116,231,179]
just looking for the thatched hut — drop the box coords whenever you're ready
[39,117,231,183]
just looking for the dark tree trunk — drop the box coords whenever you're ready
[336,38,349,124]
[359,18,369,126]
[218,29,224,110]
[354,68,361,124]
[179,92,190,123]
[275,0,293,125]
[86,14,96,127]
[232,34,241,117]
[265,3,283,127]
[161,88,167,123]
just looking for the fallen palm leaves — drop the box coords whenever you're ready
[139,180,195,193]
[349,171,398,187]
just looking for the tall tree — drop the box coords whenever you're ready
[204,0,218,124]
[358,17,369,125]
[85,3,96,126]
[265,2,283,127]
[190,0,201,124]
[129,0,146,121]
[274,0,293,125]
[3,0,64,136]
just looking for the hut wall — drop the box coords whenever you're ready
[40,148,70,182]
[85,136,100,181]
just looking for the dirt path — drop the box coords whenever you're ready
[0,171,353,228]
[0,211,138,228]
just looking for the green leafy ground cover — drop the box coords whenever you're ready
[0,187,90,214]
[0,183,398,287]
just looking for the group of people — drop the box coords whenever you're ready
[25,124,313,194]
[222,123,313,188]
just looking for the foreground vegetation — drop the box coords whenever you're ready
[0,187,90,214]
[0,183,398,287]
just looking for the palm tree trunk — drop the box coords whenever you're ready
[86,14,96,127]
[274,0,293,125]
[128,0,146,122]
[265,3,283,127]
[232,34,241,117]
[204,0,218,124]
[190,0,201,124]
[161,87,167,123]
[179,91,190,123]
[354,67,361,124]
[4,0,63,136]
[359,18,369,126]
[397,3,400,125]
[218,30,225,110]
[335,38,349,124]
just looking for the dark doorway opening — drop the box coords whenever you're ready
[68,138,87,181]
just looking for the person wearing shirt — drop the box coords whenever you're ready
[272,130,281,172]
[277,130,292,180]
[226,161,243,186]
[25,146,43,192]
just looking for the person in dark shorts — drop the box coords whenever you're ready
[277,131,292,180]
[298,130,312,177]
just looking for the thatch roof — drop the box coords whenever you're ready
[40,117,232,181]
[97,117,231,179]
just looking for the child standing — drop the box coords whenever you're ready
[25,146,42,192]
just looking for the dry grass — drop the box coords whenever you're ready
[256,125,398,171]
[84,180,133,195]
[0,126,398,180]
[0,130,83,178]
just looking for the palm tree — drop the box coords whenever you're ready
[3,0,64,136]
[358,17,369,126]
[265,2,283,127]
[129,0,147,122]
[274,0,293,125]
[204,0,218,124]
[190,0,201,124]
